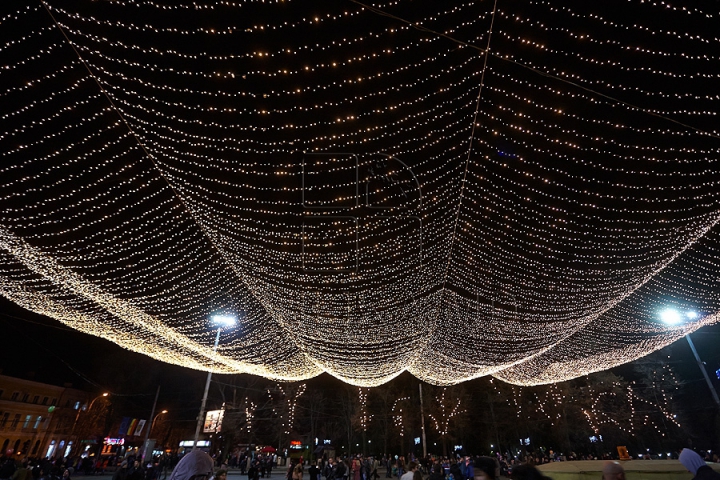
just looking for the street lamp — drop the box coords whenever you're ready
[192,314,237,449]
[659,308,720,407]
[70,392,109,456]
[150,410,168,436]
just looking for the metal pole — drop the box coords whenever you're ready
[193,328,221,449]
[418,383,427,458]
[142,385,161,462]
[686,334,720,407]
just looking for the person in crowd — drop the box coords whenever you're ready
[400,462,417,480]
[0,458,17,480]
[679,449,720,480]
[213,470,228,480]
[309,461,321,480]
[293,464,304,480]
[428,464,445,480]
[601,462,625,480]
[10,462,32,480]
[113,462,130,480]
[248,462,258,480]
[168,450,214,480]
[333,457,347,480]
[266,457,274,478]
[128,461,145,480]
[145,462,160,480]
[463,458,474,480]
[323,459,334,480]
[370,457,380,480]
[239,455,246,475]
[473,458,499,480]
[397,458,405,480]
[449,460,462,480]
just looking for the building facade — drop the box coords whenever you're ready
[0,374,90,459]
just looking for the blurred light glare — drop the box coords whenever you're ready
[686,311,698,319]
[659,308,682,325]
[211,314,237,326]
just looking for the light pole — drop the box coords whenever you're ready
[150,410,168,435]
[660,308,720,407]
[192,314,237,449]
[141,385,161,463]
[70,393,109,456]
[141,409,167,462]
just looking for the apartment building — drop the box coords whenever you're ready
[0,374,90,459]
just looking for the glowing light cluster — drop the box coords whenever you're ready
[428,388,465,437]
[0,0,719,386]
[495,366,681,439]
[392,396,411,436]
[269,383,306,435]
[358,388,370,432]
[244,397,256,434]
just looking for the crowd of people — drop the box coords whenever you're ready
[2,446,719,480]
[0,453,181,480]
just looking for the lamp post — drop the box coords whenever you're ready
[140,409,167,463]
[192,314,237,449]
[141,386,161,463]
[660,308,720,407]
[70,393,109,456]
[150,410,168,435]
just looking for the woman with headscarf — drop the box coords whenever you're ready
[679,449,720,480]
[168,450,214,480]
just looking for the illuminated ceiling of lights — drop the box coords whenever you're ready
[1,0,719,386]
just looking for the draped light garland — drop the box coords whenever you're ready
[0,0,719,387]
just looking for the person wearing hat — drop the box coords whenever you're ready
[679,449,720,480]
[169,450,214,480]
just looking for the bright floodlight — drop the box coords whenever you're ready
[211,314,237,327]
[686,311,698,319]
[659,308,682,325]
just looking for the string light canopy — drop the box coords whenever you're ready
[0,0,719,387]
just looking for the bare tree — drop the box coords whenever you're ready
[425,386,467,457]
